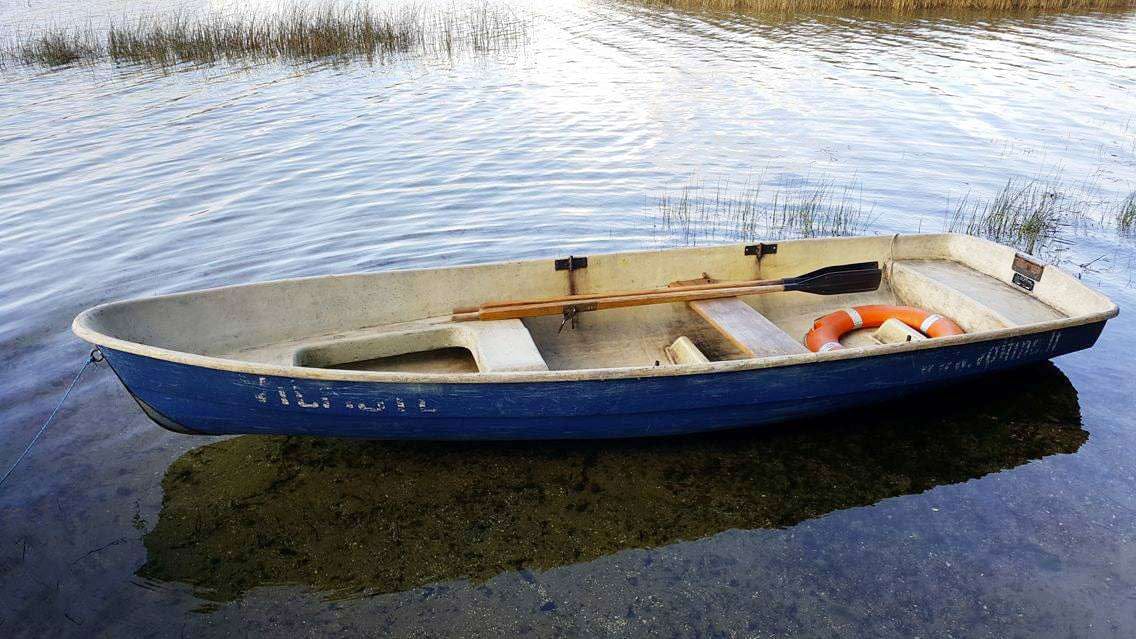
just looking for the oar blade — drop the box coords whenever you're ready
[789,266,882,296]
[793,261,879,281]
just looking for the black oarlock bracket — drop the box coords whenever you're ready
[744,243,777,259]
[555,255,589,329]
[554,256,588,271]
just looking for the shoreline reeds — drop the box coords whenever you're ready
[2,3,528,69]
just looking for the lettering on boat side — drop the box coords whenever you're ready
[919,332,1061,376]
[252,378,438,414]
[291,385,330,409]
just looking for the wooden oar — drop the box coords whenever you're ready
[452,262,881,322]
[453,261,878,314]
[454,259,876,313]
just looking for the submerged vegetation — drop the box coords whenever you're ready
[644,0,1136,12]
[2,3,528,68]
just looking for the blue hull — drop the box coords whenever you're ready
[101,322,1105,440]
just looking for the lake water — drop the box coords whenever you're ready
[2,0,1135,636]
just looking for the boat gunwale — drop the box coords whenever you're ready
[74,301,1119,386]
[82,313,1117,382]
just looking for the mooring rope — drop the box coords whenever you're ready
[0,349,102,491]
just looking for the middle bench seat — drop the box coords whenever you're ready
[689,298,808,358]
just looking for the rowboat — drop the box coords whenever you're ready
[73,233,1118,440]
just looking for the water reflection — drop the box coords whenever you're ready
[617,1,1136,32]
[140,363,1085,601]
[611,1,1136,73]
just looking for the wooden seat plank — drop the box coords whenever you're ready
[689,298,808,358]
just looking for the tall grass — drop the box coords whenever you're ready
[655,177,875,245]
[656,174,1132,257]
[947,179,1074,255]
[643,0,1135,12]
[8,29,100,67]
[1118,192,1136,236]
[940,176,1090,255]
[2,3,528,68]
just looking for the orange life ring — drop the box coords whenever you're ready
[805,305,964,353]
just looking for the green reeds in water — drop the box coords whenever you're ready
[947,178,1076,255]
[3,3,528,68]
[8,29,101,67]
[1117,192,1136,236]
[655,177,875,245]
[656,174,1134,260]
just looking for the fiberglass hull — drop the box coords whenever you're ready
[101,321,1103,440]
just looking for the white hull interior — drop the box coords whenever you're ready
[74,234,1118,380]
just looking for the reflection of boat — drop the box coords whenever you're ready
[139,363,1085,601]
[74,234,1115,439]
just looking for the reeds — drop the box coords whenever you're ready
[656,174,1133,258]
[655,177,875,245]
[8,29,100,67]
[1118,192,1136,236]
[2,3,528,68]
[643,0,1135,12]
[947,178,1074,255]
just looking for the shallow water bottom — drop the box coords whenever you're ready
[139,364,1087,603]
